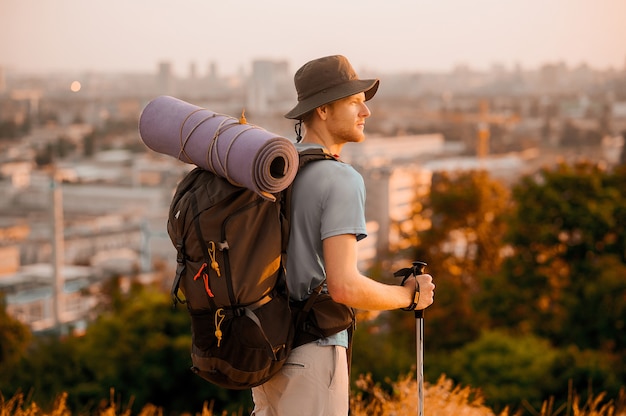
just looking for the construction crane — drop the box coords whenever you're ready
[422,99,520,158]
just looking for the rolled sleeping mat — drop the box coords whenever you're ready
[139,95,299,201]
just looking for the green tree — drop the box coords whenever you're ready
[3,334,93,411]
[444,330,618,413]
[447,330,558,412]
[464,162,626,412]
[480,162,626,354]
[2,286,249,414]
[0,294,31,373]
[397,170,511,350]
[75,286,244,414]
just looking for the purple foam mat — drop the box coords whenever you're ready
[139,95,298,200]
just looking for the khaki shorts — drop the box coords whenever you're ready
[251,342,349,416]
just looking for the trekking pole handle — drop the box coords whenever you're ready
[412,261,427,275]
[394,261,428,315]
[412,261,427,319]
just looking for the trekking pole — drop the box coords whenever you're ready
[394,261,427,416]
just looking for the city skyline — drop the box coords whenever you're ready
[1,0,626,77]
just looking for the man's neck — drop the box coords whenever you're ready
[301,129,344,157]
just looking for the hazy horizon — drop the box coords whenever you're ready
[2,0,626,76]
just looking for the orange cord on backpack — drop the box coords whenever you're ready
[193,263,214,298]
[215,308,225,347]
[208,241,221,277]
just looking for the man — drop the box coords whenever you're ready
[251,55,435,415]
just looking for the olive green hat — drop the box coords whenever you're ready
[284,55,380,120]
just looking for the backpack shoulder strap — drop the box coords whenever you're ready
[297,147,340,167]
[280,148,339,253]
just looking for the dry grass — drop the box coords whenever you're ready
[350,375,626,416]
[2,377,625,416]
[350,374,502,416]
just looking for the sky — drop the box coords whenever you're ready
[1,0,625,77]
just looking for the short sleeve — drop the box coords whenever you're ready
[319,162,367,241]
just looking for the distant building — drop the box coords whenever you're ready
[0,264,99,333]
[0,245,20,275]
[340,134,447,256]
[2,56,625,333]
[246,59,290,116]
[340,133,535,257]
[0,153,180,333]
[157,61,175,96]
[342,134,446,166]
[207,61,218,80]
[361,165,433,254]
[189,62,197,80]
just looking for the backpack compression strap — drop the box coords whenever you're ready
[207,293,281,360]
[171,238,187,307]
[169,168,204,307]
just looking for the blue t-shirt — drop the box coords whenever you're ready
[287,143,367,347]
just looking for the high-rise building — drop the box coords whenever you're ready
[246,59,289,115]
[207,61,218,80]
[157,61,174,96]
[189,62,197,80]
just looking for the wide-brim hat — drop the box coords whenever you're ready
[284,55,380,120]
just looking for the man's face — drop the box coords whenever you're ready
[325,92,371,144]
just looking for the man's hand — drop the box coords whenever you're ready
[416,273,435,310]
[402,274,435,310]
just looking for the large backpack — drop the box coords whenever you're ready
[167,147,337,390]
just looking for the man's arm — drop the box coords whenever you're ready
[323,234,435,311]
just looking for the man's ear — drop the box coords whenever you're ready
[315,104,329,121]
